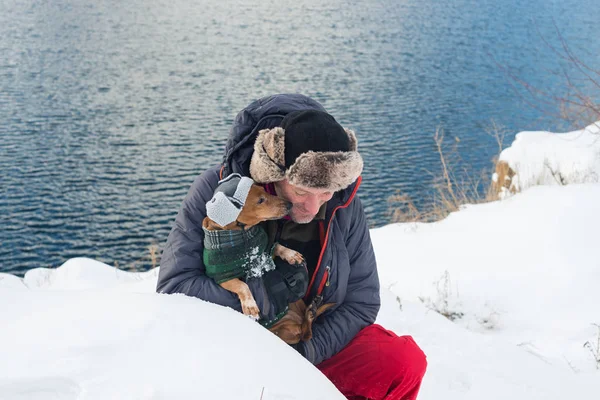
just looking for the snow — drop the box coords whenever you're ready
[373,183,600,399]
[245,245,276,279]
[0,261,342,400]
[2,123,600,399]
[497,121,600,196]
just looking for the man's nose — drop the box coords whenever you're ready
[303,195,321,214]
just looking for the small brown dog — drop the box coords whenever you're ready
[269,297,335,344]
[203,174,333,344]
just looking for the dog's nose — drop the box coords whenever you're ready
[285,201,293,212]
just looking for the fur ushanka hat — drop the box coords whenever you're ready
[249,110,363,192]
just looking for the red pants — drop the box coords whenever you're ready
[317,325,427,400]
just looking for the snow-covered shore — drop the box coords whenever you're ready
[2,123,599,399]
[494,121,600,197]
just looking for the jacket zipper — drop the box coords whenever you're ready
[304,176,362,301]
[316,265,331,294]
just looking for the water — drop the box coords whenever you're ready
[1,0,599,275]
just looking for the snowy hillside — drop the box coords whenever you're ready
[373,183,600,399]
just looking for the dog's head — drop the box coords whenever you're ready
[204,174,292,230]
[235,184,291,228]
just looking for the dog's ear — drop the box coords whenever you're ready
[202,216,219,230]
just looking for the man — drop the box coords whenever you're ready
[157,94,427,399]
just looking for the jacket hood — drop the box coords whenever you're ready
[221,93,360,205]
[222,94,327,177]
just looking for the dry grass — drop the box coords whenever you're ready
[388,121,508,223]
[418,270,464,321]
[114,243,161,272]
[148,243,159,269]
[583,323,600,370]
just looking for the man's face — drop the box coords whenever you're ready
[273,179,334,223]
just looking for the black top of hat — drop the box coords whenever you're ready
[280,110,351,169]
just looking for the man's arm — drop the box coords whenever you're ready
[156,167,277,318]
[298,197,381,365]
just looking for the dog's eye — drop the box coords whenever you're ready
[257,197,266,204]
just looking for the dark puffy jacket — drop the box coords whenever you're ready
[157,94,380,365]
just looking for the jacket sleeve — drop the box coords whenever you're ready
[299,197,381,365]
[156,167,275,318]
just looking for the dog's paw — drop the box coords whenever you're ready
[276,246,305,266]
[241,299,260,320]
[287,251,305,267]
[294,258,307,270]
[305,301,318,321]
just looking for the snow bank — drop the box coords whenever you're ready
[0,265,343,400]
[494,121,600,197]
[20,257,159,293]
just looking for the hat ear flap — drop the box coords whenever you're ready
[344,128,358,151]
[250,127,286,183]
[261,127,286,166]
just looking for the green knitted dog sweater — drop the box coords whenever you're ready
[203,225,276,284]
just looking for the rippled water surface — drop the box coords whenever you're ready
[2,0,599,274]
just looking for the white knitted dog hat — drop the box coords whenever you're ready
[205,173,254,227]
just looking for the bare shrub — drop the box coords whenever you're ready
[583,323,600,370]
[113,242,161,273]
[499,22,600,130]
[419,270,464,321]
[388,121,507,223]
[148,243,159,269]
